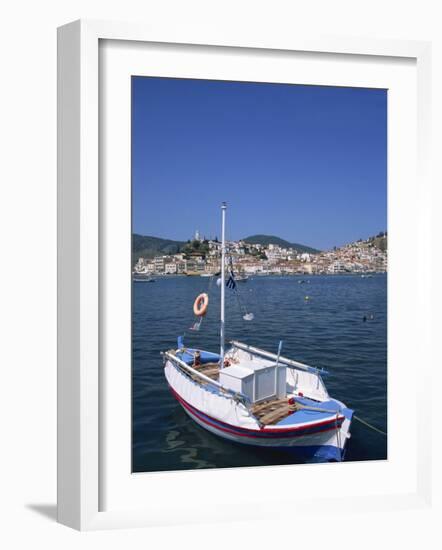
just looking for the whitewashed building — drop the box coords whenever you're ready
[153,256,166,273]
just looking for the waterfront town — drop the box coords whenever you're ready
[133,230,387,277]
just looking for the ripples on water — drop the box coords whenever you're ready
[132,274,387,472]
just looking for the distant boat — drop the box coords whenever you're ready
[163,203,353,462]
[200,273,214,277]
[235,275,249,282]
[133,276,155,283]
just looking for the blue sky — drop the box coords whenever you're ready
[132,77,386,251]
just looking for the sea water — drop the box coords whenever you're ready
[132,274,387,472]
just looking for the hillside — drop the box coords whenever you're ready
[243,234,320,254]
[132,232,321,261]
[367,232,387,252]
[132,234,185,260]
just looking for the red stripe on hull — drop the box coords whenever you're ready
[168,385,343,439]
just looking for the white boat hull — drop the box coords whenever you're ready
[165,359,352,462]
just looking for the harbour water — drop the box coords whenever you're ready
[132,274,387,472]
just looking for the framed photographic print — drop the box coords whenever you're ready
[131,77,387,472]
[57,20,432,530]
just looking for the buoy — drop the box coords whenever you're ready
[193,293,209,316]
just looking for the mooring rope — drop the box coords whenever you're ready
[294,403,387,437]
[353,415,387,436]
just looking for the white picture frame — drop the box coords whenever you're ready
[57,19,432,531]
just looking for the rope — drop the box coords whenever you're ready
[227,257,253,325]
[234,285,249,319]
[208,273,214,292]
[294,403,387,437]
[335,411,342,450]
[353,415,387,436]
[181,271,215,337]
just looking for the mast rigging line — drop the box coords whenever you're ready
[227,256,254,325]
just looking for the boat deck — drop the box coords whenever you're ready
[191,362,296,426]
[193,362,220,381]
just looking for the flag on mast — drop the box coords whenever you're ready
[226,272,237,290]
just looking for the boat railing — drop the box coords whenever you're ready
[229,340,326,375]
[163,351,251,407]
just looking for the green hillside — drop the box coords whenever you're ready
[243,234,320,254]
[132,232,321,262]
[132,234,185,260]
[367,232,387,252]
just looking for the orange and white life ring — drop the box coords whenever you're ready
[193,293,209,317]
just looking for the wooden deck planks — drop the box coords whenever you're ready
[252,399,296,426]
[258,405,294,426]
[189,362,220,383]
[251,398,287,415]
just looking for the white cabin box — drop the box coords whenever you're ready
[219,362,286,403]
[218,365,254,402]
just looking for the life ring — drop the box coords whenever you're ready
[193,293,209,316]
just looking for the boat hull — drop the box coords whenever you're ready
[178,393,349,462]
[165,361,352,462]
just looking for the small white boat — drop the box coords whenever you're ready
[235,275,249,282]
[133,276,156,283]
[163,203,353,462]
